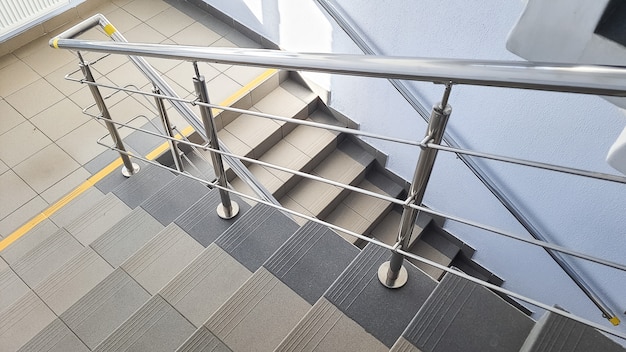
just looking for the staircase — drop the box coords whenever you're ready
[0,60,624,351]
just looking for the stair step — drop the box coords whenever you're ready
[121,223,203,294]
[520,309,625,352]
[175,326,230,352]
[59,268,150,349]
[93,294,195,352]
[0,266,30,313]
[11,228,83,287]
[112,163,176,209]
[275,297,388,352]
[17,318,89,352]
[90,207,164,267]
[49,186,105,228]
[174,188,252,247]
[33,247,114,315]
[0,291,56,352]
[0,219,59,265]
[281,139,375,223]
[393,272,533,352]
[203,221,359,351]
[140,175,211,225]
[65,193,132,245]
[324,243,437,348]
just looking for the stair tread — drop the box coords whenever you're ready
[0,219,59,265]
[160,244,252,327]
[264,221,359,304]
[205,268,310,352]
[49,186,105,229]
[11,228,84,287]
[121,223,203,294]
[214,203,299,272]
[34,247,114,315]
[520,310,626,352]
[0,290,56,352]
[0,266,30,313]
[112,163,176,209]
[17,318,89,352]
[399,273,533,352]
[60,268,150,349]
[174,189,251,247]
[275,297,387,352]
[140,175,211,225]
[90,207,164,267]
[65,193,132,246]
[325,243,437,348]
[93,294,195,352]
[175,326,231,352]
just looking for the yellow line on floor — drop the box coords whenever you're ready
[0,68,277,253]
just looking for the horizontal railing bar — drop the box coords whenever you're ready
[427,143,626,184]
[405,202,626,272]
[51,39,626,97]
[94,113,626,274]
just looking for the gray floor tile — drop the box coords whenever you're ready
[90,207,164,267]
[17,318,90,352]
[175,326,231,352]
[0,267,30,313]
[112,163,175,208]
[140,175,211,225]
[48,186,105,228]
[0,169,38,219]
[65,193,131,245]
[0,291,57,352]
[0,219,59,265]
[122,223,203,294]
[60,268,151,349]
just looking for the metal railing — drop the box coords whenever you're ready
[50,15,626,339]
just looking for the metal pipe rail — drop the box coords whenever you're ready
[50,17,626,328]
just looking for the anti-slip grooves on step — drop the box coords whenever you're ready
[90,207,164,267]
[0,291,56,351]
[140,175,211,225]
[264,221,359,304]
[34,247,114,315]
[214,203,299,272]
[174,189,251,247]
[397,273,533,352]
[17,318,89,352]
[176,326,231,352]
[65,193,131,245]
[0,267,30,312]
[60,268,150,349]
[93,294,195,352]
[324,243,437,348]
[11,228,83,287]
[121,223,203,294]
[112,163,176,209]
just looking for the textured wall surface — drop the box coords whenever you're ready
[204,0,626,332]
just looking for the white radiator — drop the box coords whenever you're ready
[0,0,67,35]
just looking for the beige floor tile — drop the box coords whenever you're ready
[224,113,281,154]
[124,22,167,43]
[40,166,91,203]
[224,30,263,49]
[146,6,195,38]
[14,143,81,193]
[68,84,98,109]
[144,56,184,74]
[0,170,37,219]
[103,7,142,33]
[56,119,109,164]
[122,0,170,21]
[30,99,90,141]
[5,79,64,118]
[260,140,309,181]
[12,35,51,59]
[89,52,128,75]
[211,37,236,48]
[254,86,306,119]
[22,45,76,76]
[206,73,243,105]
[44,61,85,96]
[105,61,152,91]
[0,159,7,175]
[284,124,337,157]
[0,120,52,167]
[0,195,49,237]
[224,65,268,86]
[77,0,120,18]
[217,128,251,157]
[0,60,40,97]
[167,61,218,93]
[0,53,17,70]
[170,22,221,47]
[0,99,26,135]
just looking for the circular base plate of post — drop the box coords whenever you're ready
[217,201,239,219]
[378,261,408,289]
[121,163,140,178]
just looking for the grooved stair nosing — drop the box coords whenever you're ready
[264,221,326,278]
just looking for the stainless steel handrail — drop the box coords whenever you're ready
[51,39,626,97]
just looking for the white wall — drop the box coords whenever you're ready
[204,0,626,331]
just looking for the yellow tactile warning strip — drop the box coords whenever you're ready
[0,68,278,253]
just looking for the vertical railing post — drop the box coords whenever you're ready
[78,55,139,177]
[192,63,240,219]
[152,86,184,172]
[378,84,453,288]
